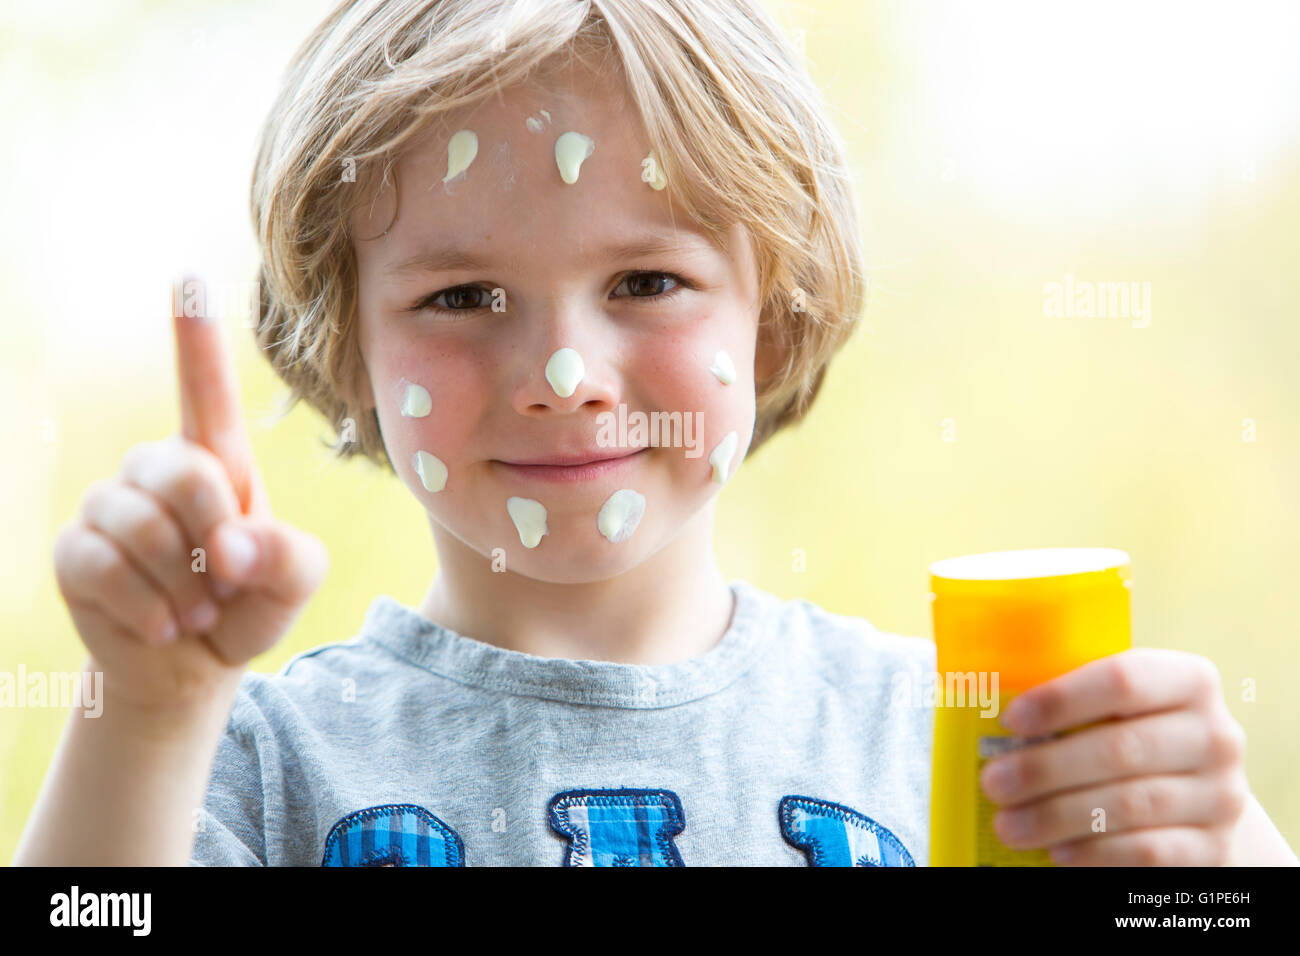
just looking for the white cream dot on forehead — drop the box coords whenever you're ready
[709,350,736,385]
[709,431,739,485]
[507,496,548,549]
[413,450,447,492]
[397,379,432,418]
[641,151,667,190]
[443,129,478,182]
[524,110,552,134]
[545,348,585,398]
[597,489,646,544]
[555,131,595,184]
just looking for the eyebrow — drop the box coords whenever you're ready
[384,232,721,278]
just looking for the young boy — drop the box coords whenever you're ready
[16,0,1295,866]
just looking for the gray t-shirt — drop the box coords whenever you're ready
[189,577,936,866]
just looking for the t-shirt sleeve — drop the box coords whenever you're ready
[188,699,268,866]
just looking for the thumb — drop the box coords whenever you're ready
[212,516,329,607]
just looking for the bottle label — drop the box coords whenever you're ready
[975,731,1060,866]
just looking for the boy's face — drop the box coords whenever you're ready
[349,61,770,583]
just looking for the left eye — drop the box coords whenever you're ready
[615,272,683,299]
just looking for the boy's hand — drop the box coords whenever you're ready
[52,277,329,718]
[979,647,1253,865]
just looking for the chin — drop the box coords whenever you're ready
[510,542,652,585]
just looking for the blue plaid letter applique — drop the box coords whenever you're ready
[547,788,686,866]
[321,803,465,866]
[778,795,914,866]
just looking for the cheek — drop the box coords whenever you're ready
[633,316,754,409]
[626,320,757,465]
[370,340,488,490]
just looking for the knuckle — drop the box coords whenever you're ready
[1107,725,1146,775]
[1192,654,1223,695]
[1134,833,1165,866]
[1207,715,1246,766]
[79,477,115,519]
[125,508,177,559]
[1011,753,1041,792]
[1028,686,1060,725]
[93,541,132,589]
[1108,655,1141,703]
[167,462,222,522]
[1016,803,1044,839]
[1215,773,1249,821]
[1117,781,1156,827]
[119,439,158,476]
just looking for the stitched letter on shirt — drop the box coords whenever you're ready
[547,787,686,866]
[778,794,914,866]
[321,803,465,866]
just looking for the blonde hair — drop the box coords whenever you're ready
[251,0,867,470]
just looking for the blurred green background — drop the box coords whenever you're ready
[3,0,1297,862]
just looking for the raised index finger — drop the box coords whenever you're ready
[172,275,265,515]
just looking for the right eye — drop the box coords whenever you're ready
[407,284,494,315]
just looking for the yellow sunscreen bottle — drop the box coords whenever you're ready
[928,548,1132,866]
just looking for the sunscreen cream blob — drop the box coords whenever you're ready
[507,496,548,548]
[555,131,595,184]
[545,347,585,398]
[709,350,736,385]
[443,129,478,182]
[640,151,667,190]
[709,431,739,484]
[398,380,432,418]
[413,450,448,492]
[597,489,646,543]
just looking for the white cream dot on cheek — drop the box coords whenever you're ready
[709,431,739,484]
[506,496,548,548]
[597,489,646,544]
[413,450,448,492]
[709,350,736,385]
[443,129,478,182]
[545,348,585,397]
[397,380,432,418]
[555,131,595,184]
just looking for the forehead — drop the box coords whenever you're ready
[351,62,717,268]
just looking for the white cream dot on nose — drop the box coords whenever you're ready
[597,489,646,544]
[709,431,739,485]
[545,348,585,397]
[507,496,548,548]
[413,450,448,492]
[555,131,595,184]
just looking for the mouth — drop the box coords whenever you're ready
[493,448,649,483]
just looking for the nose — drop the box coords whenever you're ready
[510,339,621,417]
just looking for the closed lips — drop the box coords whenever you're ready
[494,449,648,482]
